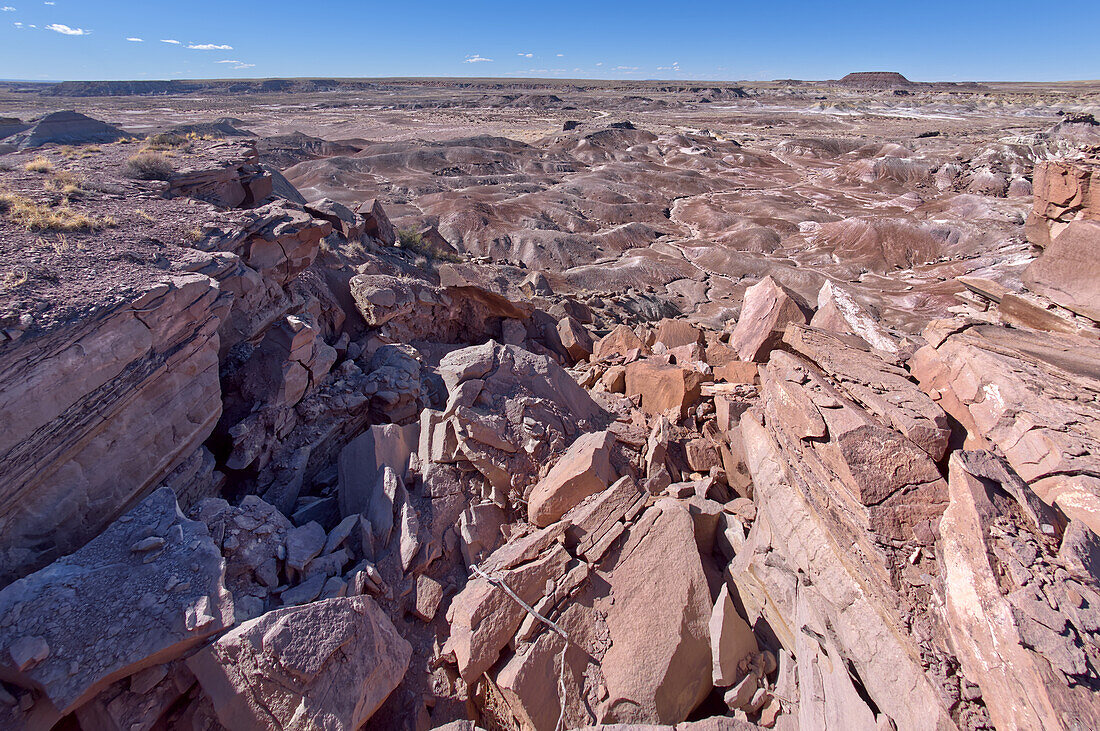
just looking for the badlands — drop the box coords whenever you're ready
[0,74,1098,730]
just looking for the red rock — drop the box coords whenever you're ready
[713,361,758,384]
[594,324,648,360]
[709,583,758,688]
[729,276,811,362]
[358,198,396,245]
[625,360,709,419]
[811,280,900,354]
[653,318,705,350]
[1022,219,1100,322]
[0,489,233,720]
[939,452,1100,730]
[600,500,713,724]
[557,316,594,362]
[527,431,617,527]
[188,597,410,730]
[444,540,570,682]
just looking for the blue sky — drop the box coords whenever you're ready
[1,1,1097,82]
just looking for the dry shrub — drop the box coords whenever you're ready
[0,192,113,232]
[23,157,52,174]
[125,152,174,181]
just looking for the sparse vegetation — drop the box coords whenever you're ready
[396,226,464,263]
[124,151,174,181]
[186,227,205,242]
[397,227,423,249]
[0,266,30,293]
[0,192,115,232]
[24,157,53,174]
[136,209,156,223]
[141,133,188,150]
[45,171,84,200]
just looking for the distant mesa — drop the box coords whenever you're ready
[162,117,256,138]
[3,110,126,150]
[836,72,916,89]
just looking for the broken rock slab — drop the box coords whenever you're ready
[625,360,709,419]
[528,430,618,527]
[599,499,713,725]
[729,275,811,362]
[0,488,233,720]
[939,451,1100,730]
[337,422,419,519]
[187,596,411,731]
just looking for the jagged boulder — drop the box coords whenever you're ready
[527,430,617,527]
[0,275,229,582]
[1023,219,1100,322]
[939,451,1100,729]
[599,499,713,724]
[912,322,1100,535]
[729,276,811,362]
[0,488,233,722]
[187,596,411,730]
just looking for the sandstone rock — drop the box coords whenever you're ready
[72,660,195,731]
[998,292,1085,336]
[495,631,591,731]
[350,274,530,344]
[439,341,608,503]
[783,325,949,460]
[305,198,364,240]
[625,361,708,419]
[730,410,957,728]
[811,280,899,354]
[709,584,757,688]
[912,323,1100,534]
[413,575,445,622]
[594,324,648,360]
[0,275,229,582]
[285,521,327,573]
[1025,158,1100,249]
[564,475,648,558]
[358,198,396,245]
[601,365,627,393]
[445,541,571,682]
[528,431,617,527]
[0,488,233,719]
[729,276,811,362]
[188,596,411,730]
[939,451,1100,730]
[653,318,705,350]
[712,361,758,385]
[337,422,419,519]
[191,495,293,620]
[600,500,712,724]
[558,316,595,362]
[1022,219,1100,321]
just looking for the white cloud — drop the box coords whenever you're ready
[556,53,564,57]
[595,62,603,67]
[613,65,639,71]
[160,38,180,44]
[126,37,143,42]
[46,23,87,35]
[463,54,493,63]
[43,1,54,4]
[12,20,22,26]
[215,59,254,69]
[1,7,16,12]
[518,52,533,58]
[187,43,232,50]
